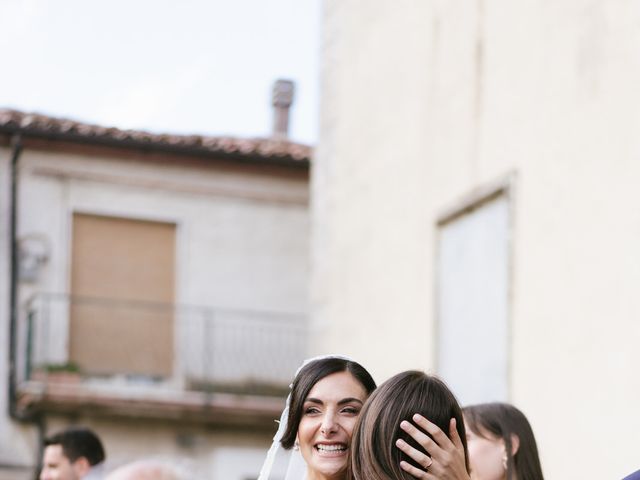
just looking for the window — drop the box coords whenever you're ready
[436,190,511,404]
[70,213,176,377]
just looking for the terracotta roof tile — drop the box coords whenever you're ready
[0,109,311,163]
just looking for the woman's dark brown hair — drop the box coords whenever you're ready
[464,402,544,480]
[280,357,377,449]
[350,370,469,480]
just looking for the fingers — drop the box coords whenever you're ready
[411,414,456,451]
[399,460,431,479]
[396,438,433,470]
[448,417,464,451]
[397,414,469,480]
[399,419,438,454]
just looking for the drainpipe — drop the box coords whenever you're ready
[8,133,22,419]
[7,133,46,478]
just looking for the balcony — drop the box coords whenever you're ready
[16,293,307,429]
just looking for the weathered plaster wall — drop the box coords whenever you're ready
[313,1,640,478]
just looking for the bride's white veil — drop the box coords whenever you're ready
[257,354,354,480]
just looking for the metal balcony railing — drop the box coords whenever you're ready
[21,293,307,396]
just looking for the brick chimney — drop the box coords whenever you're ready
[272,79,294,139]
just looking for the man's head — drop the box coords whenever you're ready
[40,428,105,480]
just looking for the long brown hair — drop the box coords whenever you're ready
[464,402,544,480]
[350,370,468,480]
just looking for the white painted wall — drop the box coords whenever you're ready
[18,149,308,313]
[314,1,640,478]
[0,146,40,478]
[1,143,308,476]
[17,149,309,384]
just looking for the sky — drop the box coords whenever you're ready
[0,0,321,145]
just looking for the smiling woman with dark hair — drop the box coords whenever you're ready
[258,356,376,480]
[280,357,377,452]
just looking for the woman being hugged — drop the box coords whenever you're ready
[350,370,471,480]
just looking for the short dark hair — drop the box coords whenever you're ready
[463,402,544,480]
[280,357,376,449]
[350,370,469,480]
[44,427,105,466]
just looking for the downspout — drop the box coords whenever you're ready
[7,133,46,478]
[8,132,22,419]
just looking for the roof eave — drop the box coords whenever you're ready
[0,124,311,169]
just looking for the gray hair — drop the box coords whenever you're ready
[106,459,194,480]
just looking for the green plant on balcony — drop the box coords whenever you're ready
[32,362,82,383]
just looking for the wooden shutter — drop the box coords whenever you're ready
[70,213,175,377]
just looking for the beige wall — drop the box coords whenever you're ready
[0,147,40,478]
[18,148,309,314]
[0,142,308,477]
[313,1,640,478]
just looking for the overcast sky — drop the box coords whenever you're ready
[0,0,321,144]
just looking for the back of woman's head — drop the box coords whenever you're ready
[350,370,468,480]
[463,402,544,480]
[280,356,376,449]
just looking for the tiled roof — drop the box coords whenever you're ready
[0,109,311,164]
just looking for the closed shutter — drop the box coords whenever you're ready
[70,213,175,377]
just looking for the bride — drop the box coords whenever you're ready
[258,356,470,480]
